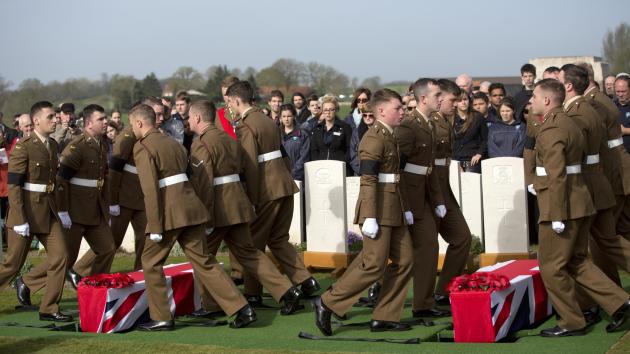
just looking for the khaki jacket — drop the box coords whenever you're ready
[109,127,144,210]
[429,112,458,202]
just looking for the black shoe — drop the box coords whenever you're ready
[67,269,82,290]
[137,319,175,331]
[39,312,73,322]
[231,277,244,286]
[367,282,381,303]
[583,307,601,328]
[540,325,586,337]
[434,293,450,306]
[230,305,257,328]
[412,308,452,318]
[607,300,630,333]
[190,309,226,318]
[370,320,412,332]
[299,277,321,298]
[246,295,264,308]
[312,296,332,336]
[15,277,32,306]
[280,287,303,315]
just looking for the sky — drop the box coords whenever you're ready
[0,0,628,87]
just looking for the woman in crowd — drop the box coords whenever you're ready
[280,103,310,181]
[311,95,353,176]
[349,104,375,176]
[105,121,120,164]
[487,97,527,158]
[452,92,487,173]
[343,88,371,131]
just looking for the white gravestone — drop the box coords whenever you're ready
[439,163,462,253]
[120,224,136,253]
[288,181,304,245]
[460,172,484,243]
[481,157,529,254]
[305,160,347,253]
[345,177,362,236]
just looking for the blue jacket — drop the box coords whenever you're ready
[487,119,527,158]
[282,128,310,181]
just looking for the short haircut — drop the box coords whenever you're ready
[472,91,489,104]
[30,101,53,119]
[320,95,339,111]
[220,75,240,89]
[561,64,589,95]
[175,91,191,103]
[82,104,105,121]
[412,78,439,101]
[437,79,461,96]
[307,94,319,104]
[269,90,284,102]
[226,81,254,102]
[292,92,305,100]
[129,104,156,125]
[280,103,297,117]
[575,62,595,82]
[350,88,372,110]
[520,63,536,75]
[141,96,162,108]
[616,75,630,88]
[535,78,566,106]
[189,100,217,123]
[370,88,402,109]
[544,66,560,75]
[488,82,506,95]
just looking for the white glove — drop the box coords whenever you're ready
[552,221,565,234]
[527,184,537,196]
[109,205,121,216]
[404,211,414,225]
[58,211,72,229]
[149,233,163,242]
[13,222,29,237]
[361,218,379,239]
[205,227,214,235]
[435,205,447,218]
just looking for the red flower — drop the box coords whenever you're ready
[79,273,135,288]
[447,272,511,293]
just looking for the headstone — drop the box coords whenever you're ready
[120,224,135,253]
[77,238,91,260]
[439,163,462,253]
[481,157,529,254]
[288,181,303,245]
[304,160,347,253]
[345,177,362,236]
[460,172,484,242]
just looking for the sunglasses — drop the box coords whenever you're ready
[356,98,369,103]
[407,107,415,111]
[362,113,374,118]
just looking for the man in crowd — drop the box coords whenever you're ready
[52,103,81,152]
[616,75,630,153]
[605,75,617,99]
[17,114,33,138]
[293,92,310,125]
[515,63,537,121]
[455,74,473,96]
[161,94,185,144]
[267,90,284,124]
[472,92,490,120]
[543,66,560,80]
[487,83,506,123]
[301,95,321,133]
[173,91,194,152]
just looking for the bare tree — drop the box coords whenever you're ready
[603,22,630,74]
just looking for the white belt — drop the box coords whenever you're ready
[213,174,240,186]
[123,164,138,174]
[23,182,48,193]
[378,173,399,183]
[257,150,282,163]
[70,177,102,188]
[403,163,429,175]
[158,173,188,188]
[434,158,448,166]
[585,154,600,165]
[608,137,623,148]
[536,164,581,176]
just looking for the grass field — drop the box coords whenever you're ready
[0,252,629,354]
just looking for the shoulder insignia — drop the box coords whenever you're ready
[15,145,22,149]
[70,145,76,149]
[124,133,131,137]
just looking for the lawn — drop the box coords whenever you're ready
[0,251,629,354]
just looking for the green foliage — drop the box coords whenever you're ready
[141,72,162,98]
[469,235,484,256]
[204,65,231,103]
[10,259,33,288]
[603,22,630,74]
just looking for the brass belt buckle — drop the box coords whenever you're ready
[427,167,433,175]
[97,179,104,190]
[394,174,400,183]
[46,184,55,193]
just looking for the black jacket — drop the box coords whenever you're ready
[295,107,311,125]
[514,87,533,121]
[452,113,488,160]
[310,118,352,175]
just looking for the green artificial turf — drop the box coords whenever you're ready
[0,252,628,354]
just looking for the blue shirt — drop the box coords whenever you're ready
[616,102,630,153]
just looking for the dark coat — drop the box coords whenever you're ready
[452,113,488,160]
[310,118,352,175]
[282,128,310,181]
[487,118,527,158]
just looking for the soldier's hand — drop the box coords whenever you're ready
[13,222,29,237]
[435,205,447,218]
[404,211,414,225]
[551,221,565,234]
[205,227,214,235]
[58,211,72,229]
[361,218,379,239]
[527,184,537,196]
[149,233,163,242]
[109,205,121,216]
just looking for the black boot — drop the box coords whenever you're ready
[583,306,601,328]
[312,296,332,336]
[66,269,82,290]
[15,277,31,306]
[137,319,175,331]
[367,282,381,303]
[230,305,257,328]
[607,299,630,333]
[299,277,321,298]
[246,294,264,308]
[280,287,303,315]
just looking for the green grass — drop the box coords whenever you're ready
[0,252,628,353]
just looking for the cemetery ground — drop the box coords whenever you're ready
[0,251,629,354]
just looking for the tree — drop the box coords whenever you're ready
[109,75,137,110]
[256,58,305,92]
[305,62,349,94]
[204,65,231,102]
[142,72,162,98]
[168,66,204,93]
[360,76,382,92]
[247,74,261,102]
[603,22,630,74]
[0,75,12,114]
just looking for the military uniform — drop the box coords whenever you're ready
[0,134,68,314]
[396,109,444,310]
[534,107,628,330]
[74,127,147,273]
[233,107,312,296]
[430,112,472,296]
[321,120,413,322]
[189,124,296,311]
[134,128,247,321]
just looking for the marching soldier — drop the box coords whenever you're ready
[313,89,414,335]
[0,101,71,321]
[529,79,630,337]
[128,104,256,331]
[224,81,317,307]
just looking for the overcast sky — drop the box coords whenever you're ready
[1,0,627,87]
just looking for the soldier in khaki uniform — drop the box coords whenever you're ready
[0,101,71,321]
[225,81,317,306]
[128,104,255,331]
[529,79,630,337]
[430,79,472,303]
[313,89,414,336]
[187,100,304,316]
[397,78,449,317]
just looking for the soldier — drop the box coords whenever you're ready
[529,79,630,337]
[396,78,450,317]
[0,101,71,321]
[187,100,304,316]
[224,81,318,307]
[430,79,472,304]
[128,104,256,331]
[313,89,414,335]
